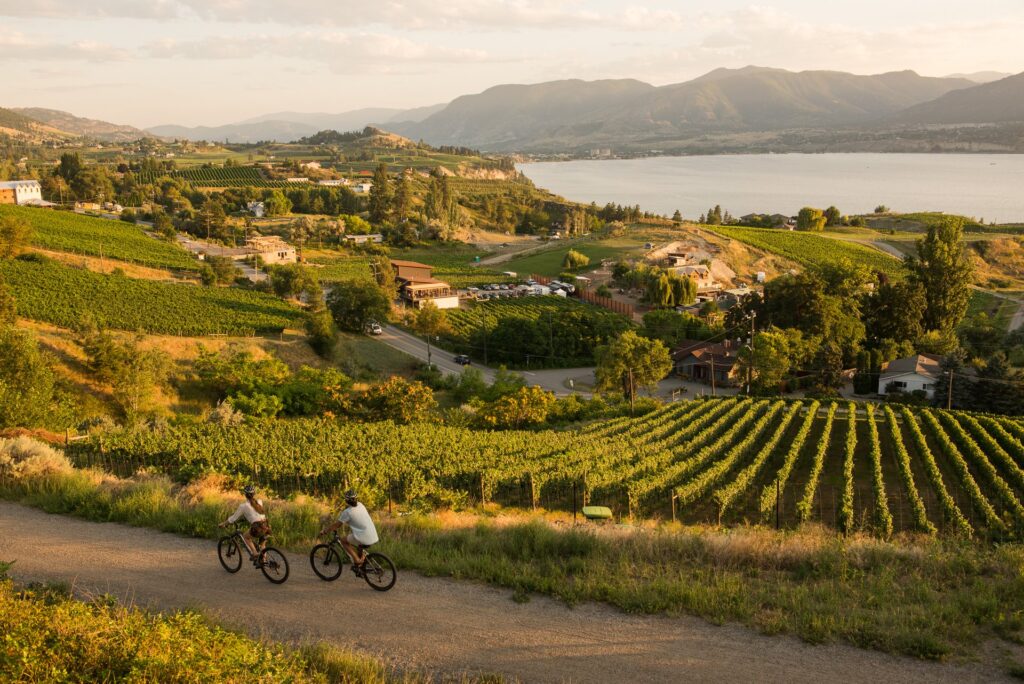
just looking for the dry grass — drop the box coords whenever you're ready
[28,247,189,282]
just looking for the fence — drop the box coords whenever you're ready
[530,273,636,317]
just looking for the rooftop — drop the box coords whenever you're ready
[881,354,944,378]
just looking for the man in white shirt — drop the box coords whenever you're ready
[319,489,379,573]
[219,484,269,561]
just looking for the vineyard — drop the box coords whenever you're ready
[134,165,309,188]
[70,398,1024,538]
[1,205,198,271]
[439,297,631,367]
[708,225,904,277]
[0,257,302,335]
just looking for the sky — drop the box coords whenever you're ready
[2,0,1023,129]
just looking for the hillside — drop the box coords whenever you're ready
[392,68,973,151]
[0,107,70,141]
[13,107,148,142]
[895,71,1024,124]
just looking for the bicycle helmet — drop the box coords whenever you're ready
[344,489,358,505]
[243,484,257,497]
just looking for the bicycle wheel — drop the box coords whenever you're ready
[362,552,397,592]
[310,543,344,581]
[218,536,242,573]
[259,547,290,584]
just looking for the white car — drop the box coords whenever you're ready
[367,322,383,335]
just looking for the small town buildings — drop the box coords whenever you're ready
[246,201,265,218]
[672,264,720,293]
[878,354,943,399]
[672,339,742,387]
[342,233,383,245]
[0,180,43,205]
[244,236,296,265]
[391,259,459,309]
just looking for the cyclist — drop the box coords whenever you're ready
[320,489,378,574]
[219,484,269,563]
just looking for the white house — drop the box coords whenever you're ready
[878,354,943,399]
[317,179,346,187]
[285,177,309,183]
[0,180,43,205]
[246,201,266,218]
[342,233,383,245]
[352,182,372,194]
[243,236,296,265]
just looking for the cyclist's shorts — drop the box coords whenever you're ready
[347,533,374,549]
[250,521,271,538]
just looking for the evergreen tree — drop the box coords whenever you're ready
[672,209,682,222]
[392,169,412,224]
[368,163,393,225]
[908,217,973,334]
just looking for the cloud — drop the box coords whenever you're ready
[145,32,499,73]
[0,29,129,61]
[0,0,180,19]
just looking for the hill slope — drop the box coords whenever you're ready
[0,107,71,141]
[393,68,973,151]
[895,71,1024,124]
[13,107,147,142]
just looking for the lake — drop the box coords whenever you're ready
[518,154,1024,223]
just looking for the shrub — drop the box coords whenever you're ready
[0,437,71,481]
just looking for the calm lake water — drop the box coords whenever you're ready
[518,154,1024,223]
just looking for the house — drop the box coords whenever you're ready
[246,201,265,218]
[342,233,383,245]
[672,339,742,387]
[244,236,296,265]
[0,180,43,205]
[391,259,459,309]
[672,264,719,292]
[300,161,322,171]
[285,177,309,183]
[318,179,346,187]
[352,182,372,193]
[673,339,742,386]
[878,354,943,399]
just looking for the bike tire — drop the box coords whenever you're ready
[310,543,344,581]
[362,552,397,592]
[218,536,242,573]
[259,547,290,584]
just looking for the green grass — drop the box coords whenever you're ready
[708,225,904,277]
[0,571,431,682]
[1,205,198,271]
[501,238,647,278]
[391,245,512,288]
[307,254,374,282]
[966,290,1017,332]
[4,465,1023,664]
[0,256,302,335]
[333,331,420,379]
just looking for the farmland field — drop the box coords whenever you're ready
[1,205,198,271]
[71,398,1024,538]
[708,225,904,276]
[440,296,631,367]
[1,257,302,335]
[134,165,308,188]
[501,237,648,278]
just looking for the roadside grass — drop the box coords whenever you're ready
[501,238,647,278]
[332,331,421,379]
[0,566,469,683]
[3,461,1023,664]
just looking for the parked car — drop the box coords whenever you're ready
[367,322,383,335]
[454,354,471,365]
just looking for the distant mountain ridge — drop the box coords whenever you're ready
[13,107,148,142]
[0,107,73,141]
[147,103,446,143]
[895,72,1024,124]
[391,67,977,151]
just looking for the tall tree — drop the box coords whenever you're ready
[797,207,826,231]
[368,163,393,225]
[907,217,973,334]
[326,279,391,333]
[289,215,314,259]
[0,327,62,428]
[824,206,842,226]
[863,279,926,348]
[595,331,671,409]
[0,215,31,259]
[392,169,413,224]
[55,152,82,183]
[411,301,448,368]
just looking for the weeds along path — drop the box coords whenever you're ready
[0,502,1008,684]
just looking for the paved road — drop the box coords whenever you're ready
[0,503,1008,683]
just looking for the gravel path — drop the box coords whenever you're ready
[0,502,1010,683]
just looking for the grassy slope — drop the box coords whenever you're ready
[501,237,647,278]
[0,257,302,335]
[1,205,198,271]
[3,467,1022,664]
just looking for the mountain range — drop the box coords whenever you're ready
[6,66,1024,152]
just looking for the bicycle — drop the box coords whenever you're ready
[309,531,397,591]
[217,522,290,584]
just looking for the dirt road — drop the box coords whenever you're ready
[0,503,1009,683]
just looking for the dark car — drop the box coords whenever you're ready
[454,354,471,366]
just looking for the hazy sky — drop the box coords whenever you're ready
[2,0,1022,128]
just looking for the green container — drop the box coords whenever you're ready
[581,505,613,520]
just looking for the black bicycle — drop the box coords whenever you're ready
[309,531,397,591]
[218,522,290,584]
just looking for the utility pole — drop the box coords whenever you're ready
[628,368,635,416]
[710,356,717,397]
[747,312,756,396]
[946,370,954,410]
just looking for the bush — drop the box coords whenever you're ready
[0,437,71,481]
